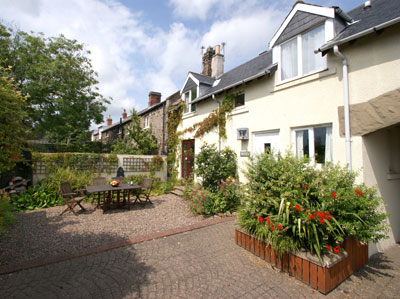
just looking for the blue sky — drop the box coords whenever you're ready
[1,0,363,129]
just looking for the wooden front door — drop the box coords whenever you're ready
[181,139,195,180]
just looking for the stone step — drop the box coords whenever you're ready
[170,188,185,197]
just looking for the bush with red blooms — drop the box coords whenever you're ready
[238,152,389,261]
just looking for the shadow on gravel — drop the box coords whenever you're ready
[0,207,154,298]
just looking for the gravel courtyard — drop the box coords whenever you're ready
[0,193,212,267]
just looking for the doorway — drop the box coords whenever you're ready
[181,139,195,180]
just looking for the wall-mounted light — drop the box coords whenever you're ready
[237,128,249,140]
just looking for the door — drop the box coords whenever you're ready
[253,131,280,155]
[181,139,195,180]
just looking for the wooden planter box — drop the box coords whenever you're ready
[235,228,368,294]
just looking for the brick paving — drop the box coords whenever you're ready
[1,220,399,298]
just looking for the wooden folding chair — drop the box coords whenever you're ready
[91,177,107,207]
[60,182,86,216]
[135,178,153,205]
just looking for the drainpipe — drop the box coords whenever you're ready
[212,94,221,151]
[333,45,352,171]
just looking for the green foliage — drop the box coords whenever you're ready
[183,184,216,215]
[0,23,109,142]
[0,65,28,173]
[194,143,237,192]
[237,151,389,260]
[28,140,112,153]
[166,101,184,183]
[125,174,172,196]
[111,108,158,155]
[0,190,15,233]
[10,167,92,211]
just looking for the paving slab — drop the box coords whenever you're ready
[0,220,399,298]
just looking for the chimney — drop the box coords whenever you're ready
[211,44,224,78]
[106,115,112,126]
[122,109,128,119]
[202,46,215,77]
[148,91,161,107]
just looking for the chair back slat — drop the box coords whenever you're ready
[141,178,153,190]
[60,182,72,195]
[111,176,124,183]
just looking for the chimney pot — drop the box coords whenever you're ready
[122,109,127,119]
[364,0,371,9]
[148,91,161,107]
[106,115,112,126]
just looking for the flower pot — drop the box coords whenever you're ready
[235,227,368,294]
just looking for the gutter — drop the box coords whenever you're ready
[320,16,400,52]
[333,45,352,172]
[192,64,277,104]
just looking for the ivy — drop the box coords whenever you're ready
[166,101,184,183]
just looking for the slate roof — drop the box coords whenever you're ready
[192,50,275,104]
[101,117,131,132]
[189,72,215,85]
[321,0,400,51]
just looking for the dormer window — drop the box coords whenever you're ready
[184,86,197,114]
[280,24,326,82]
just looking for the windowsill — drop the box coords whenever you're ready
[274,68,336,92]
[387,173,400,180]
[182,111,197,119]
[231,106,249,116]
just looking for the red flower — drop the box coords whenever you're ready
[270,225,275,231]
[331,192,337,198]
[277,224,283,230]
[258,217,263,223]
[265,217,271,225]
[308,214,315,220]
[295,205,301,211]
[326,244,332,251]
[325,214,332,221]
[317,212,325,219]
[302,184,307,189]
[334,245,340,254]
[355,189,363,195]
[320,218,325,225]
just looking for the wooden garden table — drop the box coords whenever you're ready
[86,183,140,212]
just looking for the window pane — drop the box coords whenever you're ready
[296,130,309,157]
[314,127,327,164]
[281,38,298,80]
[302,25,326,75]
[184,92,190,113]
[191,87,197,100]
[235,94,245,107]
[191,103,196,112]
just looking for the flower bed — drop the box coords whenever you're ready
[235,227,368,294]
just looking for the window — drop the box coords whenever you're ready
[184,87,197,114]
[280,24,326,81]
[144,115,149,129]
[294,125,332,164]
[234,93,245,108]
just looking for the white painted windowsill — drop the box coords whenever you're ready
[182,111,197,120]
[231,106,249,116]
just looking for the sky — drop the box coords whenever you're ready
[1,0,363,130]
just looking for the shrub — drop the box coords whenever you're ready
[0,190,15,233]
[183,184,216,215]
[237,152,389,261]
[10,167,91,211]
[194,143,237,192]
[125,174,172,196]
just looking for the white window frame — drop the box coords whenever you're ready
[279,23,327,83]
[144,115,150,129]
[183,86,199,114]
[292,124,332,165]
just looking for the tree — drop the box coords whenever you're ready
[0,23,109,143]
[111,108,158,155]
[0,65,28,173]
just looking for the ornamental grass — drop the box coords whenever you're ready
[237,152,389,262]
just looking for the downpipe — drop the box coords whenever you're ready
[333,45,352,171]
